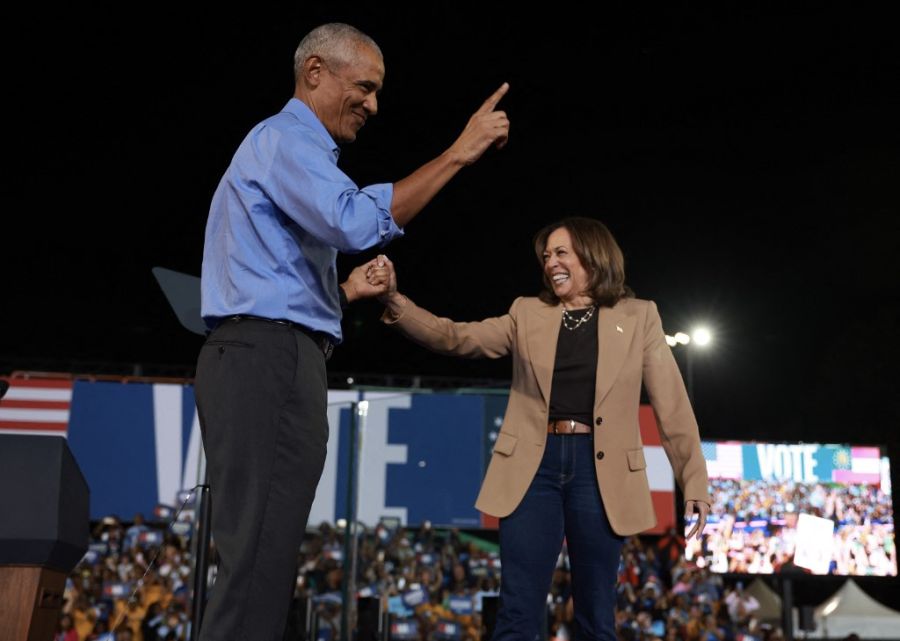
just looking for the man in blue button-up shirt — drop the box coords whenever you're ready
[195,23,510,641]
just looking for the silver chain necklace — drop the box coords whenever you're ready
[561,305,596,331]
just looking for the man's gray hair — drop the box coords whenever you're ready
[294,23,381,80]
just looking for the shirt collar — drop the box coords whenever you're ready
[282,98,341,160]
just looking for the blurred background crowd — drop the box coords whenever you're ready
[53,514,794,641]
[686,479,896,576]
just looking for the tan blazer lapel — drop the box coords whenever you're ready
[595,307,636,406]
[525,303,562,406]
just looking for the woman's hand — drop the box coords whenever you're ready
[367,254,401,304]
[684,500,710,540]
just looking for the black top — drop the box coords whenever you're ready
[548,306,599,426]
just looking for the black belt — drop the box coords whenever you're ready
[223,315,334,361]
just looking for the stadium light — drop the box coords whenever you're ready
[692,327,712,347]
[664,331,694,346]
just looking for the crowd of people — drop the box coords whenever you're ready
[55,515,800,641]
[685,479,896,576]
[54,515,193,641]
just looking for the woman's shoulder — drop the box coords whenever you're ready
[507,296,555,314]
[510,296,655,311]
[511,296,658,316]
[511,295,545,307]
[611,296,655,313]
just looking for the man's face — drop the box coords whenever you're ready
[317,45,384,144]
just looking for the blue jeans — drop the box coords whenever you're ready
[492,434,624,641]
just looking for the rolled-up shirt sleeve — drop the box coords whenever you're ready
[259,125,404,252]
[362,183,402,246]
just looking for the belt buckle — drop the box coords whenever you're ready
[569,419,576,434]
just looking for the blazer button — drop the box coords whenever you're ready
[596,451,605,460]
[595,417,603,426]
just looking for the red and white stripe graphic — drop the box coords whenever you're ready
[639,405,676,535]
[0,378,73,436]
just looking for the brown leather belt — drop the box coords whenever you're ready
[548,419,592,435]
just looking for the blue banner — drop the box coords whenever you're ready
[62,382,502,524]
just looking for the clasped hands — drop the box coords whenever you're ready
[341,254,398,304]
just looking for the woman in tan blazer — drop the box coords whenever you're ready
[372,217,710,640]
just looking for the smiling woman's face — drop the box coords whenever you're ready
[542,226,592,307]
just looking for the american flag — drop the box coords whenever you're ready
[0,377,73,435]
[701,441,744,479]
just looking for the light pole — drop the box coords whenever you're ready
[666,326,713,406]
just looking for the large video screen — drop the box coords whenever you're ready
[685,441,896,576]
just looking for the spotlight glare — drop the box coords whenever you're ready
[692,328,712,347]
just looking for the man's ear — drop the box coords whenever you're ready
[303,56,325,88]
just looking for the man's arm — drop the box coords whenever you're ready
[390,83,510,227]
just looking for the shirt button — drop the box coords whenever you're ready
[596,451,605,460]
[595,417,603,426]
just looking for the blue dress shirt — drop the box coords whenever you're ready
[201,99,403,342]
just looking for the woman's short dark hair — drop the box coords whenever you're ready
[533,217,630,307]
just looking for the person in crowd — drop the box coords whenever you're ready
[54,613,79,641]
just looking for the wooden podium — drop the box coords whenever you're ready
[0,567,67,641]
[0,435,89,641]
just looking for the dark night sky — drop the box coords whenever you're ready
[3,6,899,454]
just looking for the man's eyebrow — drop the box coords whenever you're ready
[357,80,381,92]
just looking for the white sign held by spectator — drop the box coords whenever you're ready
[794,513,835,574]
